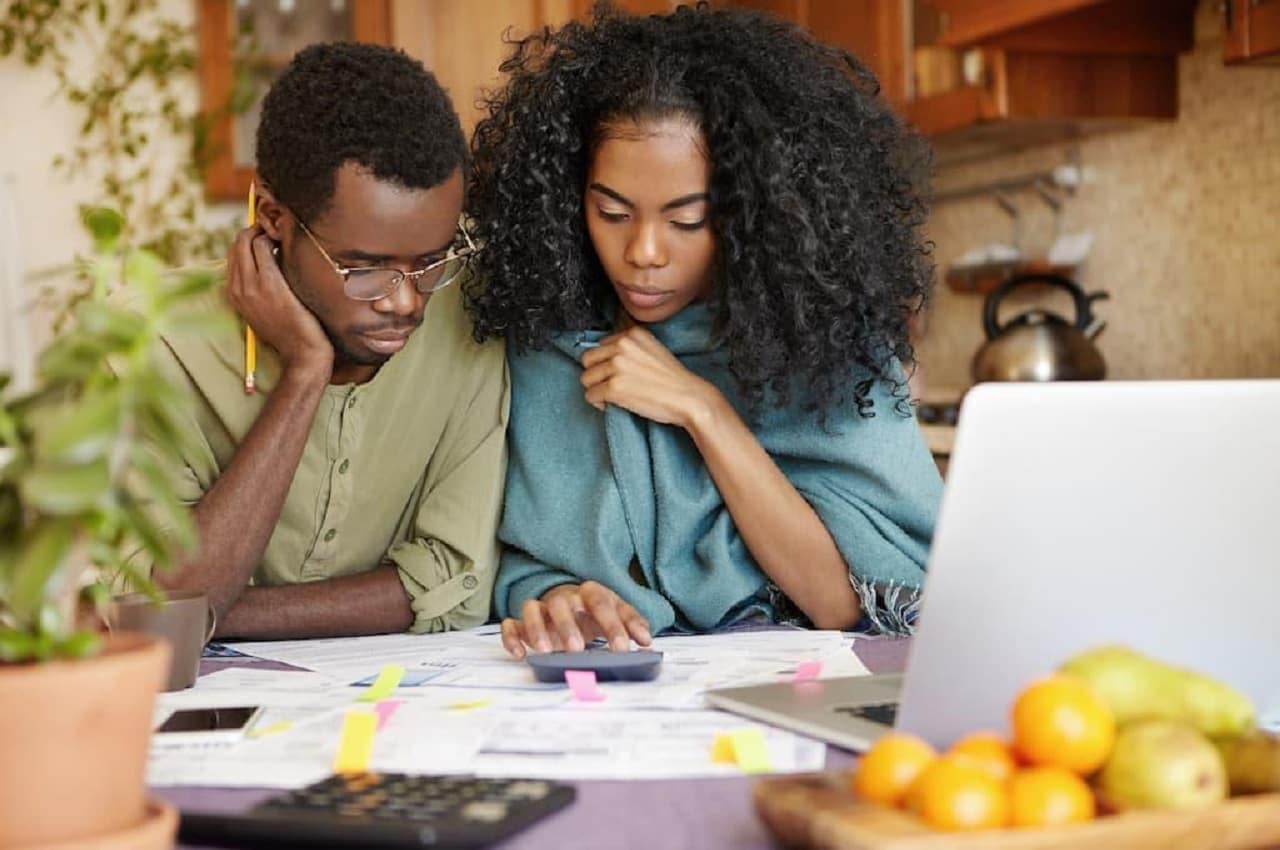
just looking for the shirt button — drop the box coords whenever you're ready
[324,528,337,542]
[338,459,350,474]
[347,396,357,410]
[462,575,478,590]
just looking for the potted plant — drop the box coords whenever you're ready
[0,208,218,848]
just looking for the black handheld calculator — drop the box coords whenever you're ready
[178,772,576,849]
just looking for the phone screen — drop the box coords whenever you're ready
[155,706,260,734]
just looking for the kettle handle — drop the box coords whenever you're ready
[982,273,1110,340]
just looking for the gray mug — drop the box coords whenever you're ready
[108,590,217,691]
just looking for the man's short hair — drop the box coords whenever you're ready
[256,42,467,223]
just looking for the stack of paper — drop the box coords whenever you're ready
[149,627,867,788]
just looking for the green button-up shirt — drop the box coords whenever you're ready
[141,280,509,632]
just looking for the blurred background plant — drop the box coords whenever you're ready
[0,206,226,663]
[1,0,256,318]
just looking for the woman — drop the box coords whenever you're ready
[464,3,942,658]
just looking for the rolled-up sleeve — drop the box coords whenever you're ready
[387,346,510,633]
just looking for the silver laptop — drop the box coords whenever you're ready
[706,380,1280,750]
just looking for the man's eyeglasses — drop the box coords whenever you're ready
[295,217,477,302]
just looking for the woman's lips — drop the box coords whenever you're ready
[618,284,673,311]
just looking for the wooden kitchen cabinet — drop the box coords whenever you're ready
[1223,0,1280,64]
[729,1,910,107]
[730,0,1199,164]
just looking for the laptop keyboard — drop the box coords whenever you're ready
[832,701,898,726]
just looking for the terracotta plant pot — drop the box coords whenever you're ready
[0,632,172,847]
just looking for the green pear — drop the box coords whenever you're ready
[1216,729,1280,795]
[1060,645,1255,738]
[1097,719,1227,811]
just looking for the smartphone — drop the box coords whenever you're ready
[156,706,263,736]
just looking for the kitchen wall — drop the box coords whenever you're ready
[914,0,1280,396]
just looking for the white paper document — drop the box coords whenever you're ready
[148,702,824,787]
[149,629,864,787]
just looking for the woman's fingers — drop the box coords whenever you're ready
[500,617,528,659]
[519,598,554,654]
[618,601,653,646]
[581,585,630,651]
[545,592,586,652]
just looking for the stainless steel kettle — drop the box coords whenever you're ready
[971,273,1109,383]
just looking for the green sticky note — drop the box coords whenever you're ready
[357,664,405,702]
[730,729,772,775]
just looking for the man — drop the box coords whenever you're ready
[146,43,507,638]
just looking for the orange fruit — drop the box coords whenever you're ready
[947,731,1018,782]
[1009,766,1097,827]
[1012,674,1115,774]
[852,733,937,807]
[908,754,1010,831]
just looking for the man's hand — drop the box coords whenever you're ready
[579,326,722,429]
[500,581,652,659]
[226,227,333,376]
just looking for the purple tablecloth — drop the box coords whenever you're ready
[158,637,910,850]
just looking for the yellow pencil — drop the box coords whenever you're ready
[244,181,258,395]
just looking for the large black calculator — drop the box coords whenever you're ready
[178,772,576,848]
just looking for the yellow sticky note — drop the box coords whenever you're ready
[711,733,737,765]
[249,720,292,739]
[357,664,405,702]
[448,699,494,712]
[729,729,771,774]
[333,710,378,774]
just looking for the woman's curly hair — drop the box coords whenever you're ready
[465,2,933,416]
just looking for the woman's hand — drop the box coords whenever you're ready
[580,326,721,429]
[500,581,652,659]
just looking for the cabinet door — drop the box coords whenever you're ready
[729,0,909,106]
[1248,0,1280,59]
[1224,0,1280,63]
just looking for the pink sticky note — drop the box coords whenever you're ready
[373,699,403,730]
[564,669,606,702]
[794,660,822,682]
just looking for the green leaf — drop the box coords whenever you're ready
[79,580,111,611]
[36,388,122,464]
[21,460,110,515]
[0,629,40,663]
[154,268,216,309]
[55,629,101,658]
[82,207,124,252]
[7,518,74,623]
[121,497,173,565]
[0,487,20,534]
[36,334,111,384]
[73,300,147,347]
[124,248,163,294]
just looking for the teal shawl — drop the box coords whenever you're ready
[494,304,943,635]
